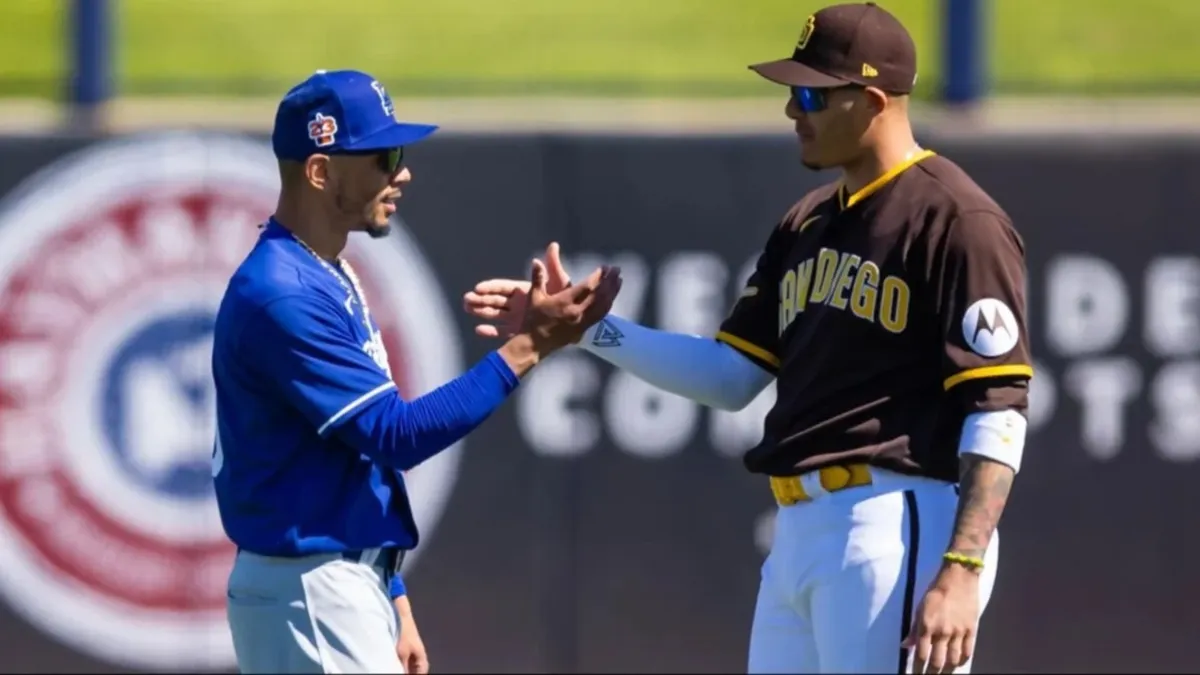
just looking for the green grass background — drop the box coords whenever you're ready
[3,0,1199,99]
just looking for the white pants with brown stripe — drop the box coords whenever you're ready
[748,467,999,674]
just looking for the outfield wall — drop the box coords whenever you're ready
[0,131,1194,674]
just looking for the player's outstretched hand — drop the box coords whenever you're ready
[519,255,620,353]
[463,241,573,339]
[902,564,980,674]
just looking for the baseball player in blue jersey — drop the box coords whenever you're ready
[211,69,622,674]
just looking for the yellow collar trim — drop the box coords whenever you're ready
[838,149,937,210]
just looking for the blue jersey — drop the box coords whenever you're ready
[211,218,519,557]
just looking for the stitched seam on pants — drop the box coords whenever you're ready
[897,489,920,674]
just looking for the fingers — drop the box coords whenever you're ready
[473,278,530,295]
[462,291,514,310]
[959,631,975,669]
[530,258,549,297]
[943,635,964,674]
[567,266,624,320]
[560,288,599,320]
[908,629,968,674]
[568,265,608,302]
[579,275,622,326]
[912,631,932,674]
[545,241,571,286]
[462,290,517,331]
[587,266,623,312]
[474,325,501,338]
[521,263,622,350]
[467,306,509,320]
[904,612,932,674]
[552,265,617,318]
[927,635,949,674]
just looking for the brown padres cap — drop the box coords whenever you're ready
[749,2,918,94]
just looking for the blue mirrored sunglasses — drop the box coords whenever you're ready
[791,86,829,113]
[790,84,868,113]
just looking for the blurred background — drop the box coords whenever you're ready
[0,1,1198,673]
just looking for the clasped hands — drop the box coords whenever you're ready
[468,242,602,355]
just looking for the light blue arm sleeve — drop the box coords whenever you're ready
[577,314,774,411]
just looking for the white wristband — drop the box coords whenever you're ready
[958,409,1026,474]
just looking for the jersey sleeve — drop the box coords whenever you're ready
[244,293,396,436]
[932,211,1033,413]
[715,226,785,374]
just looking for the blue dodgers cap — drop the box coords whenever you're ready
[271,69,439,161]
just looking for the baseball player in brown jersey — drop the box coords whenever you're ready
[462,3,1030,673]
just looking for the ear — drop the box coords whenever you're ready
[863,87,890,115]
[304,154,330,191]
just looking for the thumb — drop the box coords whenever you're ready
[529,258,549,297]
[546,242,569,282]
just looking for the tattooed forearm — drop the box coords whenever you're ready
[948,454,1015,559]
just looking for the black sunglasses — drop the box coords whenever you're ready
[341,146,406,174]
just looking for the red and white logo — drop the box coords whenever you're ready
[0,133,464,670]
[308,113,338,147]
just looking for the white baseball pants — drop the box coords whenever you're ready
[747,468,999,674]
[225,549,406,674]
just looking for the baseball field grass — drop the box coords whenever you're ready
[2,0,1199,99]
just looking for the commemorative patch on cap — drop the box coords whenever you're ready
[308,113,339,147]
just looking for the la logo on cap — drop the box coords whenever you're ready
[371,80,396,117]
[796,15,816,50]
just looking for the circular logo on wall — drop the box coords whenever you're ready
[0,133,464,671]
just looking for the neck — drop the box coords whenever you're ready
[273,195,347,261]
[840,127,920,198]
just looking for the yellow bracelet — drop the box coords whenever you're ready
[943,552,985,570]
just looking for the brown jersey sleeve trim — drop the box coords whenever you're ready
[715,330,781,372]
[943,364,1034,391]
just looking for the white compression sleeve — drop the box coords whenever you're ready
[577,315,774,411]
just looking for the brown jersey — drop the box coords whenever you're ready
[716,151,1032,483]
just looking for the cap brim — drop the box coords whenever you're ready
[748,59,850,88]
[345,122,440,151]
